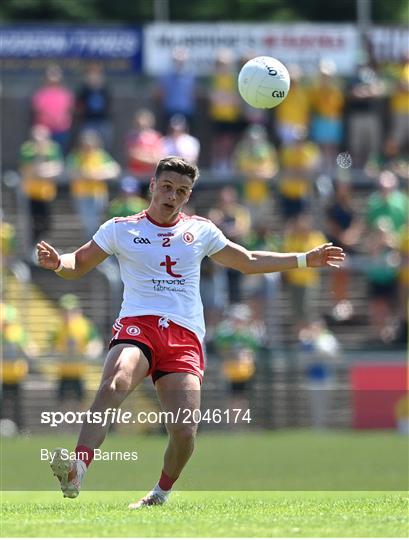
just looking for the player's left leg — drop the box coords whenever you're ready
[156,372,201,480]
[128,372,200,509]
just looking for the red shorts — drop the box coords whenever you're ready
[110,315,205,383]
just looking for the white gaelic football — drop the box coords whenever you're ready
[238,56,290,109]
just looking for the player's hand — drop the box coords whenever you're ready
[36,241,60,270]
[306,243,345,268]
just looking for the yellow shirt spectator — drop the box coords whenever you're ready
[276,83,310,128]
[283,230,327,287]
[0,303,29,384]
[398,225,409,285]
[209,72,241,123]
[19,130,63,202]
[309,82,344,120]
[67,149,116,198]
[279,141,320,199]
[0,220,16,261]
[233,124,279,204]
[391,64,409,114]
[50,294,102,378]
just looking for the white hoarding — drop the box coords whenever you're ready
[368,27,409,63]
[144,23,359,76]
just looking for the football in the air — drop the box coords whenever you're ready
[238,56,290,109]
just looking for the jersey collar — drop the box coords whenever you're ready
[144,210,182,228]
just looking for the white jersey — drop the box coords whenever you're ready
[93,210,228,342]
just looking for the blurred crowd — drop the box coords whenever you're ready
[2,45,408,424]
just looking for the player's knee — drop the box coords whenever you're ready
[169,422,198,444]
[98,372,132,404]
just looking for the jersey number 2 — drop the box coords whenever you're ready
[162,238,171,247]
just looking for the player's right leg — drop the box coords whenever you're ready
[51,343,150,498]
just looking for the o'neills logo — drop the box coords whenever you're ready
[183,232,194,244]
[126,326,141,336]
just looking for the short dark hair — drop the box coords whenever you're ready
[154,156,199,185]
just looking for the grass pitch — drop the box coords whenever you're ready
[2,490,408,537]
[1,430,408,537]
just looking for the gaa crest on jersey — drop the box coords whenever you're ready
[126,325,141,336]
[133,237,151,244]
[183,232,194,244]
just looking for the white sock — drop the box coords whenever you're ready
[75,459,87,482]
[152,483,171,500]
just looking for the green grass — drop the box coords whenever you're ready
[1,430,408,536]
[2,490,408,537]
[2,430,408,491]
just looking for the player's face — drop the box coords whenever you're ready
[149,171,193,220]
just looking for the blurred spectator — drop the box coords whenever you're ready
[282,213,327,337]
[389,54,409,155]
[278,127,321,221]
[124,109,164,189]
[233,123,279,223]
[326,176,363,320]
[50,294,102,406]
[200,257,228,344]
[75,63,112,149]
[208,186,251,303]
[366,170,408,233]
[275,64,310,145]
[19,124,63,246]
[299,320,341,429]
[156,47,197,128]
[243,223,282,343]
[0,215,17,268]
[0,303,34,430]
[67,130,120,239]
[162,114,200,163]
[391,155,409,181]
[31,65,74,151]
[214,304,260,403]
[309,59,345,171]
[209,49,242,175]
[108,176,148,219]
[365,170,408,343]
[395,394,409,435]
[396,224,409,344]
[364,220,400,344]
[364,137,402,180]
[347,62,386,168]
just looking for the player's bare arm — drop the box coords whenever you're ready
[36,240,109,279]
[211,240,345,274]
